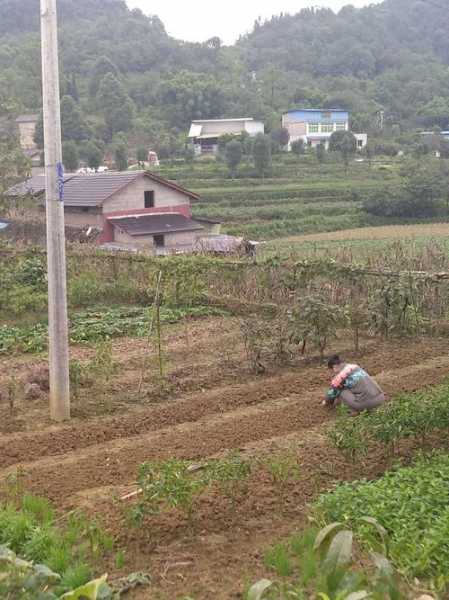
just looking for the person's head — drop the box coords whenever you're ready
[327,354,344,373]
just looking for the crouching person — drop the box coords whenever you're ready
[324,355,385,414]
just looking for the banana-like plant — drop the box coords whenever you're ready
[246,519,401,600]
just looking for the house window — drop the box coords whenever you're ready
[358,139,364,148]
[335,121,347,131]
[154,234,165,247]
[308,123,319,133]
[81,207,89,213]
[322,111,332,120]
[144,190,155,208]
[321,123,334,133]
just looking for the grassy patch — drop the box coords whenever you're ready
[0,492,113,595]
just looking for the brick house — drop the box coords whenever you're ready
[7,171,220,254]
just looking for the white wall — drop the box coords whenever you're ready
[354,133,368,149]
[245,121,265,136]
[113,226,200,251]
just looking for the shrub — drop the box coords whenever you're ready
[363,189,440,218]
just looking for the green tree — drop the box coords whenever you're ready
[253,133,272,178]
[62,141,79,172]
[137,147,147,167]
[225,140,243,178]
[89,55,120,98]
[291,139,305,156]
[329,131,357,173]
[61,95,88,142]
[271,127,290,151]
[85,141,103,172]
[97,74,134,140]
[316,142,326,165]
[160,71,227,128]
[114,143,128,171]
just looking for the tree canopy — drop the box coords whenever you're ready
[3,0,449,155]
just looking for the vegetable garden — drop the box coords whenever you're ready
[1,241,449,599]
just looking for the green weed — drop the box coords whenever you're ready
[264,544,293,577]
[0,494,114,594]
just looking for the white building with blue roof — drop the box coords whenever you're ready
[282,109,367,151]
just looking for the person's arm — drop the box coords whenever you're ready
[324,386,341,406]
[323,365,358,407]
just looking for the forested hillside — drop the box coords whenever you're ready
[1,0,449,158]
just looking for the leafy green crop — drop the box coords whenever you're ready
[329,382,449,458]
[315,451,449,589]
[0,546,110,600]
[0,305,226,354]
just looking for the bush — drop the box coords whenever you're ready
[363,189,440,218]
[372,142,401,157]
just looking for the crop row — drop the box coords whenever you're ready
[315,451,449,586]
[193,201,361,223]
[192,181,392,203]
[0,305,224,354]
[329,382,449,458]
[224,211,369,239]
[180,167,395,189]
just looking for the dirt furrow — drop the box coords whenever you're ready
[2,353,449,505]
[2,342,448,469]
[0,370,321,469]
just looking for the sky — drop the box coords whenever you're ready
[126,0,381,44]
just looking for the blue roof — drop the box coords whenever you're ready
[285,108,347,113]
[284,109,349,123]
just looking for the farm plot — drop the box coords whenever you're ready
[1,322,449,599]
[2,250,449,599]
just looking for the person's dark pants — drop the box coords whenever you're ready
[338,390,385,413]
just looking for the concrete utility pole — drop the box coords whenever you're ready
[40,0,71,421]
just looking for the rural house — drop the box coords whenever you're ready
[7,171,221,254]
[282,109,367,151]
[15,114,41,170]
[188,118,264,155]
[16,114,39,150]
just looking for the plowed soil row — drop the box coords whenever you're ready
[2,349,449,506]
[1,336,447,471]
